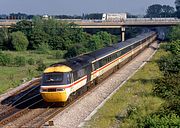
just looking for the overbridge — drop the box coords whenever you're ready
[0,18,180,41]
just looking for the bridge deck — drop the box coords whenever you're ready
[0,19,180,28]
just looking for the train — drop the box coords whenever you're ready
[40,31,157,103]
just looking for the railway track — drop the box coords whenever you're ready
[0,93,42,127]
[1,84,94,127]
[0,79,40,110]
[21,84,101,127]
[0,80,41,127]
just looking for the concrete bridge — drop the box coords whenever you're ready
[74,19,180,28]
[0,18,180,41]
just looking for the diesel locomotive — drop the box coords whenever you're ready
[40,32,157,102]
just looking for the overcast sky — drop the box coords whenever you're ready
[0,0,175,15]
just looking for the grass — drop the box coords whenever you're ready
[0,50,65,94]
[84,47,171,128]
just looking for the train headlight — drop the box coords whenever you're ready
[56,88,65,91]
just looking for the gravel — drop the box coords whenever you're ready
[42,42,159,128]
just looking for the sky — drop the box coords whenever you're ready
[0,0,175,15]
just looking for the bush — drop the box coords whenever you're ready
[37,62,46,71]
[11,31,29,51]
[36,59,43,65]
[36,59,46,71]
[54,51,64,59]
[168,25,180,41]
[27,58,35,65]
[0,53,14,66]
[36,43,51,54]
[138,114,180,128]
[14,56,26,66]
[158,55,180,74]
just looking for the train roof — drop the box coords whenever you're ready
[51,54,95,71]
[87,46,116,60]
[87,31,155,60]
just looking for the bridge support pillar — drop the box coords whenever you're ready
[121,27,126,42]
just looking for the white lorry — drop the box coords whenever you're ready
[102,13,127,22]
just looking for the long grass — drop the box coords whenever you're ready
[84,48,170,128]
[0,50,64,94]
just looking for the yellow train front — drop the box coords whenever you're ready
[40,55,92,103]
[40,65,73,102]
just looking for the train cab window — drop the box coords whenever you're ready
[43,73,63,83]
[42,72,72,86]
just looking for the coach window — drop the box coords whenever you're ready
[105,57,108,65]
[121,48,126,55]
[73,72,78,81]
[77,69,85,78]
[99,60,102,67]
[107,56,110,62]
[117,51,121,57]
[103,58,107,66]
[93,62,99,71]
[113,53,117,60]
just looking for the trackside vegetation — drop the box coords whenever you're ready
[84,26,180,128]
[0,51,65,94]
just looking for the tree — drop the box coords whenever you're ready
[0,28,9,50]
[146,4,163,18]
[96,31,112,46]
[11,31,29,51]
[11,20,32,37]
[175,0,180,18]
[175,0,180,11]
[161,5,175,17]
[146,4,175,18]
[88,35,104,51]
[168,25,180,41]
[48,36,64,50]
[29,30,50,49]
